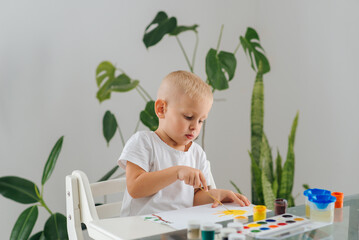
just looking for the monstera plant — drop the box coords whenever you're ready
[95,11,240,181]
[0,136,68,240]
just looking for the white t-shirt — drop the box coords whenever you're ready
[118,131,210,217]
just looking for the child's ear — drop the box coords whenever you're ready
[155,99,167,119]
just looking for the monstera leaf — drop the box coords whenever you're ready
[140,100,158,131]
[143,11,177,48]
[170,24,199,36]
[240,27,270,74]
[206,48,237,90]
[96,67,139,103]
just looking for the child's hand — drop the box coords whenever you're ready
[209,189,251,207]
[176,166,208,191]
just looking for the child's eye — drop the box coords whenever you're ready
[184,115,192,120]
[199,120,203,124]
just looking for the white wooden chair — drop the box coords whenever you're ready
[66,170,126,240]
[66,162,216,240]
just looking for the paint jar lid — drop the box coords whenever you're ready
[201,222,215,231]
[253,205,266,212]
[214,223,223,233]
[188,220,201,228]
[227,222,243,231]
[234,216,248,223]
[303,188,331,197]
[228,233,246,240]
[220,228,236,237]
[332,192,344,208]
[309,194,336,209]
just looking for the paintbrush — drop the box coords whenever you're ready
[199,187,232,212]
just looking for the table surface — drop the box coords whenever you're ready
[88,193,359,240]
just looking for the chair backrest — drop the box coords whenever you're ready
[66,170,126,240]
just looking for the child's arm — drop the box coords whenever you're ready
[193,188,251,207]
[126,161,208,198]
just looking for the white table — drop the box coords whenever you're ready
[86,215,175,240]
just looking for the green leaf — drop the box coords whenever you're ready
[41,136,64,185]
[140,100,158,131]
[96,61,116,87]
[44,213,69,240]
[98,165,119,182]
[10,206,38,240]
[272,178,278,199]
[169,24,198,36]
[274,149,282,196]
[279,112,299,199]
[205,49,237,90]
[111,75,139,92]
[260,133,273,183]
[249,151,263,205]
[230,180,242,194]
[288,194,295,207]
[103,111,118,146]
[29,231,45,240]
[143,11,177,48]
[96,73,139,103]
[250,69,264,165]
[302,184,310,190]
[240,27,270,74]
[0,176,40,204]
[261,171,275,210]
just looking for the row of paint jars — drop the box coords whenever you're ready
[188,221,245,240]
[303,188,343,222]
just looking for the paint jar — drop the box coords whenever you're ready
[214,224,223,240]
[331,192,344,208]
[220,228,236,240]
[303,188,331,217]
[253,205,266,221]
[188,220,201,239]
[227,222,243,233]
[228,233,245,240]
[309,194,336,222]
[233,216,248,224]
[274,198,287,215]
[201,222,215,240]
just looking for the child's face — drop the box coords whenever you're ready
[156,94,212,150]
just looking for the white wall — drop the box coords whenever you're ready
[1,0,358,237]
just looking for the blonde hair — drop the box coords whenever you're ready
[157,70,213,103]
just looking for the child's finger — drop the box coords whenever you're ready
[194,175,201,189]
[211,201,219,208]
[199,172,208,191]
[235,193,251,206]
[229,191,245,207]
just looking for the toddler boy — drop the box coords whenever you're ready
[118,70,250,217]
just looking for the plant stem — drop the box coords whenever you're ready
[175,36,193,72]
[136,86,148,102]
[191,32,199,72]
[138,84,153,101]
[216,25,224,52]
[117,123,126,147]
[40,198,53,215]
[234,41,241,55]
[201,120,206,150]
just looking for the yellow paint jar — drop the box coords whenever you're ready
[253,205,266,221]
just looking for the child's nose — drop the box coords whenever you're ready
[190,121,198,130]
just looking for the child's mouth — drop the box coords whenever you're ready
[185,134,194,140]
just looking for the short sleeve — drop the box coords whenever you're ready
[118,132,152,172]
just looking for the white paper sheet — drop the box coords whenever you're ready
[143,203,260,230]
